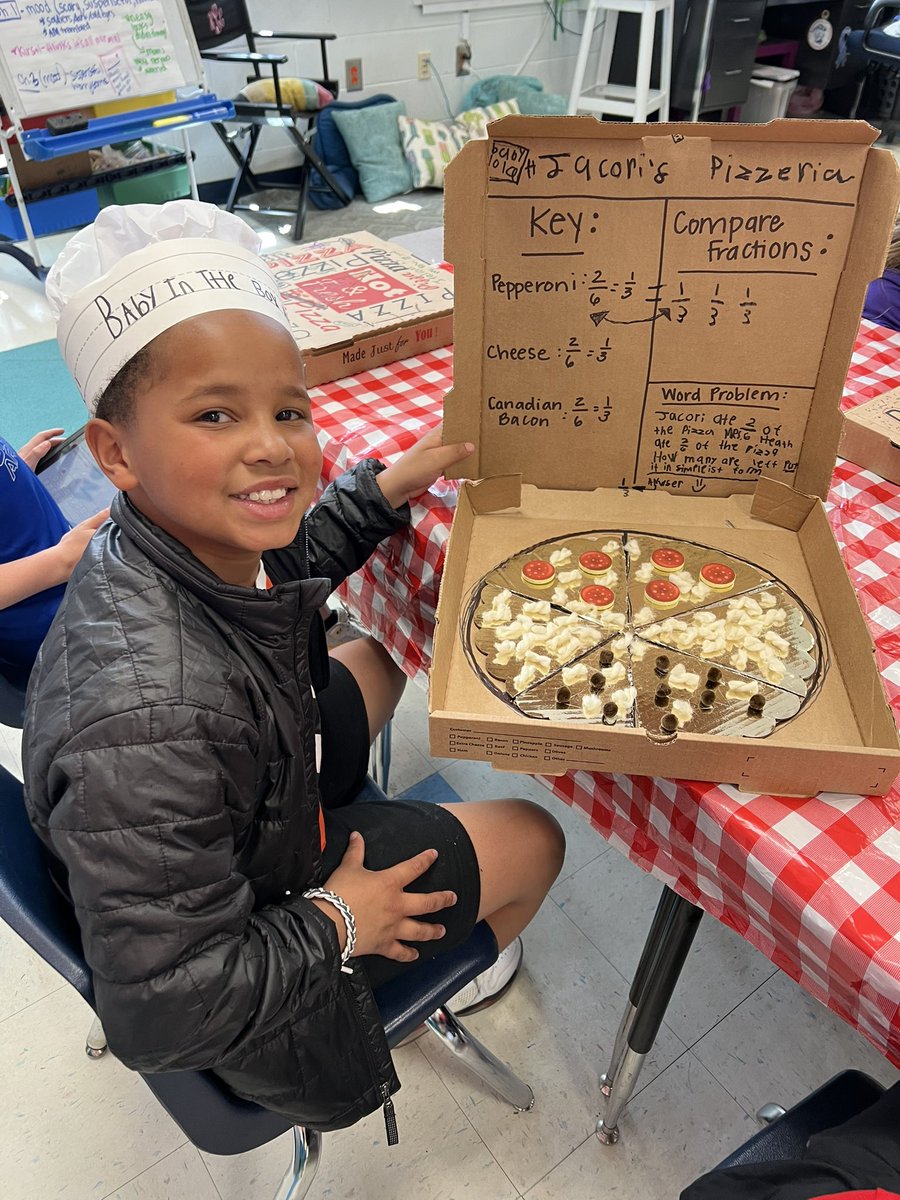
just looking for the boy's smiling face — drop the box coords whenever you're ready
[88,310,323,586]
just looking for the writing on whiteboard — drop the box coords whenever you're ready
[0,0,187,115]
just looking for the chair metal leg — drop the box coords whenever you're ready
[757,1102,787,1124]
[85,1015,108,1059]
[273,1126,321,1200]
[425,1006,534,1113]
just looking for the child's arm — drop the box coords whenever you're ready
[0,509,108,609]
[265,426,473,591]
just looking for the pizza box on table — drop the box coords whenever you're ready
[840,389,900,486]
[429,117,900,798]
[262,232,453,387]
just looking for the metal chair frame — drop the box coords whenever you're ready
[186,1,351,238]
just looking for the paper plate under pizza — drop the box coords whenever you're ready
[460,530,827,740]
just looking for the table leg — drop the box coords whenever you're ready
[596,885,703,1144]
[600,884,682,1097]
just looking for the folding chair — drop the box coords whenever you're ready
[185,0,351,239]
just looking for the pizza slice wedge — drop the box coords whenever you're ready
[624,532,772,626]
[629,637,804,739]
[634,584,822,697]
[514,633,636,722]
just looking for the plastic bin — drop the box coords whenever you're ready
[740,65,800,122]
[99,161,191,207]
[0,186,100,240]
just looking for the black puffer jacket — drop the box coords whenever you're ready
[24,459,409,1132]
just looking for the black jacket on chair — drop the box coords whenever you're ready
[23,459,408,1131]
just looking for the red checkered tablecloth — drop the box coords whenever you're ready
[311,320,900,1067]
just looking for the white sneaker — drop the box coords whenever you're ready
[446,937,523,1015]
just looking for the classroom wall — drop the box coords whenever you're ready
[188,0,591,185]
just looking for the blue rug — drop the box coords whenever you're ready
[1,339,86,449]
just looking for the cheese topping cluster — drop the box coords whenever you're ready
[642,593,792,685]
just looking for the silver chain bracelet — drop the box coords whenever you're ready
[302,888,357,974]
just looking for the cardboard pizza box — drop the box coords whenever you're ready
[840,390,900,486]
[262,232,453,387]
[429,117,900,798]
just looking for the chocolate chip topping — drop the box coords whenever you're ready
[705,667,722,684]
[660,713,679,733]
[599,649,614,667]
[654,654,670,676]
[602,701,618,721]
[700,689,716,710]
[590,672,605,693]
[556,686,571,708]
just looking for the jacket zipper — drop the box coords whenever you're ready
[346,978,400,1145]
[381,1082,398,1145]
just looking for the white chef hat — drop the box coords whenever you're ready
[46,200,293,415]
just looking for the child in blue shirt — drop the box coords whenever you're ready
[0,427,108,690]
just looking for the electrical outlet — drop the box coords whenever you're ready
[456,39,472,77]
[418,51,431,81]
[345,58,363,92]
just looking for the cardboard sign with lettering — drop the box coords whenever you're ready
[263,233,453,387]
[430,118,900,798]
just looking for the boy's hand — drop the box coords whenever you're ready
[55,509,110,579]
[315,831,457,962]
[18,428,65,471]
[376,425,474,510]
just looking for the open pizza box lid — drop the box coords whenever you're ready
[443,118,899,500]
[429,118,900,798]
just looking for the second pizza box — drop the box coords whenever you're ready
[262,232,453,387]
[840,389,900,486]
[430,117,900,798]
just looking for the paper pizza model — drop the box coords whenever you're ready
[463,530,825,739]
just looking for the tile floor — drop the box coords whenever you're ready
[2,178,899,1198]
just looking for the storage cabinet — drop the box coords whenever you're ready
[671,0,768,113]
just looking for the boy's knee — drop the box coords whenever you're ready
[515,798,566,873]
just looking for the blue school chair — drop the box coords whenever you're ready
[0,766,532,1200]
[713,1070,886,1169]
[0,667,26,729]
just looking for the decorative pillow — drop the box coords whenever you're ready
[238,78,333,114]
[309,94,397,211]
[456,98,520,140]
[331,101,413,202]
[398,115,469,189]
[516,91,567,115]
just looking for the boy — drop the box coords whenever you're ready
[24,201,564,1136]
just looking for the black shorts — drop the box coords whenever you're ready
[316,657,371,810]
[320,798,482,987]
[316,659,481,987]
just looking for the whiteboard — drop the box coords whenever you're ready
[0,0,204,121]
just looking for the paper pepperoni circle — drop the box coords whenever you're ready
[579,550,612,576]
[651,547,685,573]
[580,584,615,611]
[521,558,556,587]
[700,562,736,590]
[645,578,681,609]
